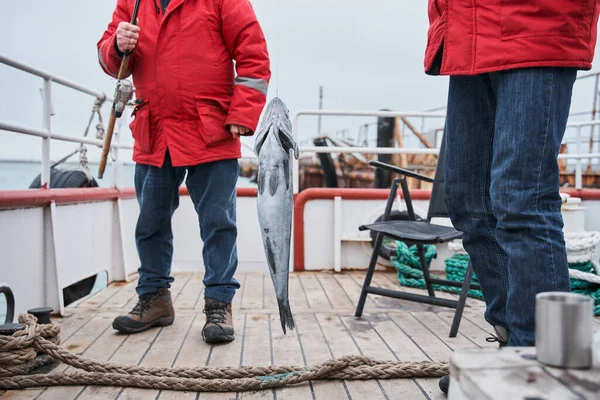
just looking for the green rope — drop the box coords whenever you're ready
[389,241,600,315]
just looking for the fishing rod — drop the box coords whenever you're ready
[97,0,142,179]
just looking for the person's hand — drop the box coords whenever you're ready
[230,125,250,138]
[116,21,140,53]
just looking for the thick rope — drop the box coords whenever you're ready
[0,314,447,392]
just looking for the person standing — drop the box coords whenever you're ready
[423,0,599,394]
[97,0,270,344]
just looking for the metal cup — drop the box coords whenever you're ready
[535,292,594,369]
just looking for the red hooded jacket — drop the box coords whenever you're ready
[425,0,600,75]
[97,0,270,167]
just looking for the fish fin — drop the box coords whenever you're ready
[283,159,289,190]
[265,237,277,276]
[257,168,265,195]
[277,298,295,334]
[269,168,279,196]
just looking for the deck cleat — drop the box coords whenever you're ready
[27,307,54,324]
[0,323,24,335]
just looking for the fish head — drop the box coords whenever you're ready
[254,97,299,160]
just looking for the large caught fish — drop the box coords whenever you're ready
[254,97,299,334]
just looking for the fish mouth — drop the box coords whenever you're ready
[254,97,299,159]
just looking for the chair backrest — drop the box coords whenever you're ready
[426,129,450,221]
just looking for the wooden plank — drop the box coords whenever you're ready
[367,273,431,312]
[437,311,497,348]
[298,274,331,310]
[119,312,195,399]
[294,313,348,399]
[241,273,263,310]
[78,320,163,399]
[0,390,46,399]
[175,273,205,309]
[387,311,456,400]
[102,280,138,310]
[37,313,117,400]
[77,280,128,309]
[339,315,425,399]
[263,273,278,311]
[461,366,581,400]
[332,274,377,311]
[315,313,386,400]
[158,313,209,400]
[201,311,246,400]
[412,312,478,351]
[270,314,313,400]
[239,313,273,399]
[368,314,437,399]
[230,272,246,311]
[288,274,309,311]
[315,274,353,309]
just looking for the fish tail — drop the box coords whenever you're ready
[277,298,295,334]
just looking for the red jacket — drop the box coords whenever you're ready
[97,0,270,167]
[425,0,600,75]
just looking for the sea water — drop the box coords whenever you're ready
[0,161,256,190]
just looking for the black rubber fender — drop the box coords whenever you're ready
[0,284,15,324]
[29,167,99,189]
[370,210,423,260]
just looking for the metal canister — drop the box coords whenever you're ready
[535,292,594,369]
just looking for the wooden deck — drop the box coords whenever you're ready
[1,271,500,400]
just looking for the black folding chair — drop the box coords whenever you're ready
[354,132,480,337]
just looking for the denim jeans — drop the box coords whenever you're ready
[134,150,240,304]
[444,67,576,346]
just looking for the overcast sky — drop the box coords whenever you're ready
[0,1,598,162]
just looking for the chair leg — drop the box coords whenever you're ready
[417,244,436,297]
[449,260,475,338]
[355,233,385,318]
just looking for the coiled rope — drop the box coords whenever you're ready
[390,235,600,315]
[0,314,448,392]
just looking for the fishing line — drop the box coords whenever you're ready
[274,0,280,97]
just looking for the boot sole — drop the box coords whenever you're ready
[203,332,235,344]
[112,315,175,334]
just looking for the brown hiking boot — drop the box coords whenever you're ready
[202,298,234,344]
[112,288,175,334]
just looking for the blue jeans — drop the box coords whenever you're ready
[444,67,576,346]
[134,150,240,304]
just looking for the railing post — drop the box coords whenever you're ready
[41,78,52,189]
[576,125,583,190]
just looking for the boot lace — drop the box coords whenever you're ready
[131,293,155,316]
[486,334,508,347]
[204,303,227,325]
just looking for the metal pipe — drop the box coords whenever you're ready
[299,146,439,155]
[0,121,132,149]
[41,78,52,188]
[0,54,112,101]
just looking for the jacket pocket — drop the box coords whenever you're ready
[499,0,588,40]
[129,99,153,153]
[194,95,232,147]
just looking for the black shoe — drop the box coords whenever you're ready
[439,375,449,395]
[202,297,234,344]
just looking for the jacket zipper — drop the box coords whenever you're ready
[153,0,161,14]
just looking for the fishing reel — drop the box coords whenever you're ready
[112,79,135,118]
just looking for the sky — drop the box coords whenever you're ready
[0,1,598,163]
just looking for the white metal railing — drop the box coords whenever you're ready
[292,109,600,192]
[1,53,599,193]
[0,54,133,189]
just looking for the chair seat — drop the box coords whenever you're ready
[359,220,462,244]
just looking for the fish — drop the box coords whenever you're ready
[254,97,299,334]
